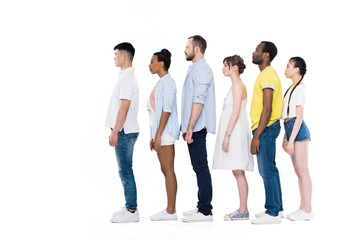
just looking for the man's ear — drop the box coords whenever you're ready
[194,46,200,54]
[123,52,128,61]
[263,52,269,60]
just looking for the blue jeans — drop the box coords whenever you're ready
[113,129,139,210]
[252,121,283,216]
[187,128,213,215]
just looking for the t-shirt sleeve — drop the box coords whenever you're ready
[260,71,276,91]
[293,85,306,107]
[118,78,134,101]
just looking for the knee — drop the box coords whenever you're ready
[294,166,309,179]
[161,166,175,177]
[232,170,245,179]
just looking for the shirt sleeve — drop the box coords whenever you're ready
[260,71,276,91]
[118,77,134,101]
[293,85,306,107]
[193,69,212,104]
[162,80,176,113]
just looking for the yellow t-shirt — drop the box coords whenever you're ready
[250,66,283,131]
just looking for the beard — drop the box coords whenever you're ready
[186,53,195,61]
[252,57,263,65]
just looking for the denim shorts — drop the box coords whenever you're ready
[284,118,311,142]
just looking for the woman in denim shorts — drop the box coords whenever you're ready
[281,57,313,221]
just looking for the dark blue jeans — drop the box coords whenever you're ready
[113,129,139,210]
[187,128,213,215]
[252,121,283,216]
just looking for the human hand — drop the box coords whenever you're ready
[185,130,193,144]
[286,140,295,156]
[222,135,229,152]
[109,132,118,147]
[150,139,154,151]
[154,136,162,153]
[250,137,260,155]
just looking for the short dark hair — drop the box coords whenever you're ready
[188,35,207,54]
[154,49,172,71]
[114,42,135,62]
[261,41,277,62]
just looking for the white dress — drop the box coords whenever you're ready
[212,90,254,171]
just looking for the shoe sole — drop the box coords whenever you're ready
[224,217,249,221]
[182,220,213,223]
[251,221,281,225]
[150,218,178,221]
[255,213,284,218]
[111,219,139,223]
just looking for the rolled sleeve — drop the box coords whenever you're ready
[162,80,176,113]
[193,70,210,104]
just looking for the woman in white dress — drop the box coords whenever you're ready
[212,55,254,220]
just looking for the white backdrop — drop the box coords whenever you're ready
[0,0,359,239]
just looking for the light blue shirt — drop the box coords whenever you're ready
[181,58,216,134]
[150,74,180,140]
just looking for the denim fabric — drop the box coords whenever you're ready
[113,129,139,210]
[284,118,311,142]
[187,128,213,215]
[252,121,283,216]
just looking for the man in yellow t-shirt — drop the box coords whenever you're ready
[250,41,283,225]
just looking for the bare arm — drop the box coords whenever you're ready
[109,99,131,147]
[285,106,304,155]
[250,88,273,154]
[184,103,203,144]
[222,84,244,152]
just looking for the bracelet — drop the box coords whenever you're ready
[225,132,231,137]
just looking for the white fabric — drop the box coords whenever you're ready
[147,97,175,146]
[281,84,306,119]
[105,67,139,133]
[212,91,254,171]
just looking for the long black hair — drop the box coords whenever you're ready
[283,57,307,116]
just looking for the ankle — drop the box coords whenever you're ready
[166,208,176,214]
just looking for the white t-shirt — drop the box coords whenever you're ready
[105,67,139,133]
[281,84,306,119]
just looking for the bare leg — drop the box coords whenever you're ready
[292,140,312,212]
[157,145,177,214]
[232,169,249,214]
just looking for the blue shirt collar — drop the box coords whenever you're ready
[190,58,206,69]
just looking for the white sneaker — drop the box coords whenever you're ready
[110,209,139,223]
[285,210,302,219]
[112,207,128,217]
[182,211,213,223]
[288,210,313,221]
[183,208,198,216]
[251,213,281,225]
[255,210,284,218]
[150,209,178,221]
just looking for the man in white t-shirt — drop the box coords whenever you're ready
[105,42,140,223]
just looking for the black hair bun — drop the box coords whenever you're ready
[161,49,172,58]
